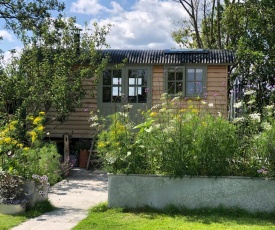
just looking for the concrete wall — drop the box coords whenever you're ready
[108,174,275,213]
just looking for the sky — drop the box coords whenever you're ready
[0,0,187,61]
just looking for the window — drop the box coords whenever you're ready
[128,69,147,103]
[102,69,122,102]
[166,66,206,97]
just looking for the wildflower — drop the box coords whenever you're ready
[244,89,256,96]
[37,125,44,131]
[29,131,38,143]
[201,100,207,105]
[261,121,271,131]
[233,101,243,108]
[23,147,30,151]
[3,137,12,144]
[39,111,45,116]
[208,103,214,108]
[232,117,245,124]
[123,104,133,109]
[90,123,99,128]
[264,105,274,110]
[217,112,222,117]
[33,116,42,125]
[172,97,180,102]
[249,113,261,122]
[150,112,157,117]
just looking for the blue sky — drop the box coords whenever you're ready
[0,0,186,61]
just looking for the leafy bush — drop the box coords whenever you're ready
[95,96,239,177]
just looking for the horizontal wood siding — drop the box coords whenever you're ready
[152,65,164,106]
[206,65,228,115]
[45,79,97,139]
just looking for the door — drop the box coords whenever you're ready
[98,66,151,123]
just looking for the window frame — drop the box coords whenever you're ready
[165,65,207,98]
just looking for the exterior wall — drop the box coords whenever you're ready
[108,174,275,213]
[151,64,228,116]
[45,79,97,139]
[45,64,229,139]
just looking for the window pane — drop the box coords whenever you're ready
[196,69,203,81]
[168,72,174,81]
[129,78,135,85]
[188,69,195,81]
[113,69,121,78]
[196,82,203,94]
[176,72,183,81]
[103,70,111,85]
[103,87,111,102]
[113,77,121,85]
[112,87,120,96]
[137,78,142,85]
[168,82,174,94]
[187,82,194,95]
[176,82,183,93]
[129,87,135,96]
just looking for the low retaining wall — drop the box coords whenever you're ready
[108,174,275,213]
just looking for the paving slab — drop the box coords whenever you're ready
[12,168,108,230]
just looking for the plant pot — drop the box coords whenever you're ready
[22,180,48,208]
[0,203,26,214]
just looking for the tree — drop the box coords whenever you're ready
[0,17,112,126]
[172,0,234,49]
[0,0,65,33]
[222,0,275,110]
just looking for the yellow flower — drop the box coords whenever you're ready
[150,112,157,117]
[3,137,12,144]
[33,116,42,125]
[23,147,30,151]
[29,131,37,143]
[37,125,44,131]
[17,143,23,149]
[191,109,198,114]
[39,111,45,116]
[180,109,186,113]
[97,142,106,148]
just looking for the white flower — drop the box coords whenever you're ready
[264,105,274,110]
[201,100,207,105]
[232,117,245,124]
[172,97,180,102]
[90,123,99,128]
[217,112,222,117]
[244,89,256,96]
[249,113,261,122]
[261,121,272,131]
[123,104,133,109]
[247,99,256,105]
[208,103,214,108]
[233,101,243,108]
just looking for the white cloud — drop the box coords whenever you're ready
[1,47,22,68]
[87,0,186,49]
[71,0,107,15]
[0,30,14,42]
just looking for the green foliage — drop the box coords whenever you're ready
[96,96,239,177]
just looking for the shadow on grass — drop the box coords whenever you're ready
[92,203,275,227]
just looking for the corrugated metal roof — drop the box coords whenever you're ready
[102,49,235,65]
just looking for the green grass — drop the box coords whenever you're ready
[73,203,275,230]
[0,200,55,230]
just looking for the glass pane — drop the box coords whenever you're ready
[188,69,195,81]
[103,70,112,85]
[187,82,195,95]
[129,78,135,85]
[103,87,111,102]
[137,78,142,85]
[113,77,121,85]
[196,69,203,81]
[176,82,183,93]
[176,72,183,81]
[196,82,203,94]
[113,69,121,78]
[168,82,174,94]
[168,72,174,81]
[112,87,120,96]
[129,87,135,96]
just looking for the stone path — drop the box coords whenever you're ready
[12,168,108,230]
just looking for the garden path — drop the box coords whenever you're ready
[12,168,108,230]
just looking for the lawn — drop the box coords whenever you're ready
[73,203,275,230]
[0,200,55,230]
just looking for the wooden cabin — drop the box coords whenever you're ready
[45,49,235,140]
